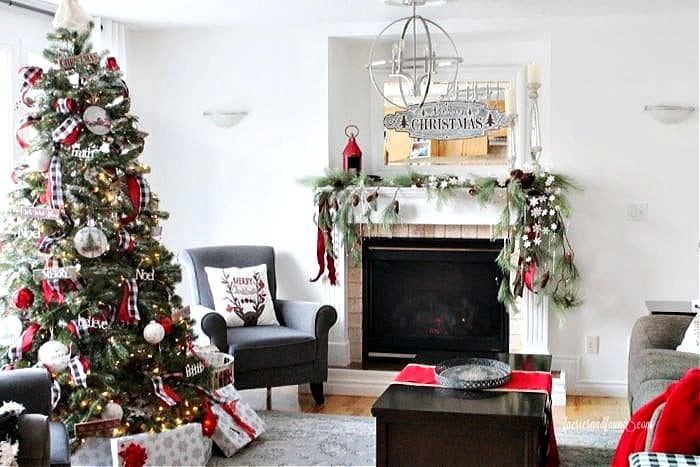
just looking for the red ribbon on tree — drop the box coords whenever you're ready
[69,354,89,387]
[151,376,180,408]
[117,279,140,324]
[119,442,147,467]
[15,114,39,149]
[7,322,40,362]
[523,262,536,292]
[220,400,257,440]
[106,56,120,71]
[309,204,337,285]
[200,396,217,437]
[121,175,150,224]
[53,97,77,114]
[51,117,82,146]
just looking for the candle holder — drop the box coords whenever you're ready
[507,113,518,168]
[527,82,542,170]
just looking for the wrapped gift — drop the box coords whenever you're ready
[211,385,266,457]
[72,437,112,467]
[109,423,212,467]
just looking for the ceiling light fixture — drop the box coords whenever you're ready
[368,0,462,109]
[202,111,248,128]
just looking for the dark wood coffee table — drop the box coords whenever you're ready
[371,353,552,467]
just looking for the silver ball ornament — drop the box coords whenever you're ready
[101,401,124,420]
[38,340,70,373]
[143,321,165,344]
[74,225,109,258]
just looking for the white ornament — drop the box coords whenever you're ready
[25,150,51,172]
[52,0,92,32]
[0,316,23,347]
[143,321,165,344]
[74,225,109,258]
[38,340,70,373]
[83,106,111,135]
[101,401,123,420]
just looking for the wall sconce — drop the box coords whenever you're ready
[643,105,695,124]
[203,111,248,128]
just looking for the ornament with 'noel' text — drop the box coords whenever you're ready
[33,266,79,282]
[19,206,61,220]
[59,52,100,69]
[136,268,154,281]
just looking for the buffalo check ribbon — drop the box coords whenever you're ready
[151,376,181,407]
[67,317,90,340]
[50,379,61,409]
[117,279,140,323]
[52,117,82,145]
[121,175,150,224]
[69,355,89,387]
[17,66,42,107]
[117,227,134,252]
[38,213,73,253]
[53,97,76,114]
[47,156,65,210]
[7,322,40,363]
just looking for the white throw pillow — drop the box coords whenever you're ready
[676,314,700,354]
[205,264,279,327]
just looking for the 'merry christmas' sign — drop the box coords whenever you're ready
[383,100,510,140]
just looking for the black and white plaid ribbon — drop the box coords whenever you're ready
[45,256,62,292]
[7,343,22,363]
[50,379,60,409]
[137,176,150,212]
[38,213,73,253]
[151,376,179,407]
[69,317,90,339]
[48,156,65,210]
[69,355,88,387]
[117,228,132,251]
[17,66,42,107]
[53,97,75,114]
[51,117,81,144]
[127,278,140,320]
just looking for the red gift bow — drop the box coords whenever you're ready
[119,442,147,467]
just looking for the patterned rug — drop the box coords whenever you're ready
[208,411,623,466]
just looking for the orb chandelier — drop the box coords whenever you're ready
[368,0,462,109]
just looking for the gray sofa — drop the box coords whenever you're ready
[628,314,699,414]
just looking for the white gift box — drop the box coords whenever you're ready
[72,437,112,467]
[211,385,266,457]
[109,423,212,467]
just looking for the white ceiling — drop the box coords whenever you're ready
[15,0,700,29]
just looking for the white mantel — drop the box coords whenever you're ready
[322,188,551,369]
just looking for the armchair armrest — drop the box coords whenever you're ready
[630,314,694,353]
[201,312,228,353]
[17,413,50,466]
[275,300,337,337]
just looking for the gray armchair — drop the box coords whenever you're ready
[181,245,337,408]
[0,368,70,467]
[628,314,698,414]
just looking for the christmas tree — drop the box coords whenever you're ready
[0,0,213,447]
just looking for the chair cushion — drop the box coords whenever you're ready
[205,264,279,327]
[227,326,315,372]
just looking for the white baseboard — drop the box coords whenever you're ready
[572,379,628,398]
[324,368,399,397]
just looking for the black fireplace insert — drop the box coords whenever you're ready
[362,237,508,365]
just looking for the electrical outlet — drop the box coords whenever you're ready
[585,336,600,354]
[627,203,648,221]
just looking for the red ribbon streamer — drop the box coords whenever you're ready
[42,278,65,305]
[221,400,257,440]
[119,442,148,467]
[309,204,336,285]
[20,323,40,354]
[121,175,141,224]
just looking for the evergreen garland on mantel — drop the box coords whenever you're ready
[302,169,581,311]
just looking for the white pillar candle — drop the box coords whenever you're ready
[527,63,540,84]
[505,88,515,114]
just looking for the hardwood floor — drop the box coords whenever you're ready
[239,386,631,425]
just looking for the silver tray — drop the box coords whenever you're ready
[435,358,512,390]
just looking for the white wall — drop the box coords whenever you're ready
[127,9,698,395]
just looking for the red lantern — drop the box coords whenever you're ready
[342,125,362,175]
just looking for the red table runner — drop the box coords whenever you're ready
[393,363,560,466]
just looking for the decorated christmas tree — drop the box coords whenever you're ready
[0,0,215,448]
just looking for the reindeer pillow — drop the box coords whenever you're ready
[204,264,279,327]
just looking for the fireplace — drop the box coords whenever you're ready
[362,237,509,364]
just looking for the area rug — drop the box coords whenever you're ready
[208,411,622,466]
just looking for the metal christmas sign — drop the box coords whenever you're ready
[71,145,98,160]
[136,267,155,281]
[383,100,510,140]
[33,266,80,282]
[19,206,61,220]
[74,418,121,437]
[58,52,100,69]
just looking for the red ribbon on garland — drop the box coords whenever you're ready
[7,322,40,362]
[309,204,336,285]
[119,442,148,467]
